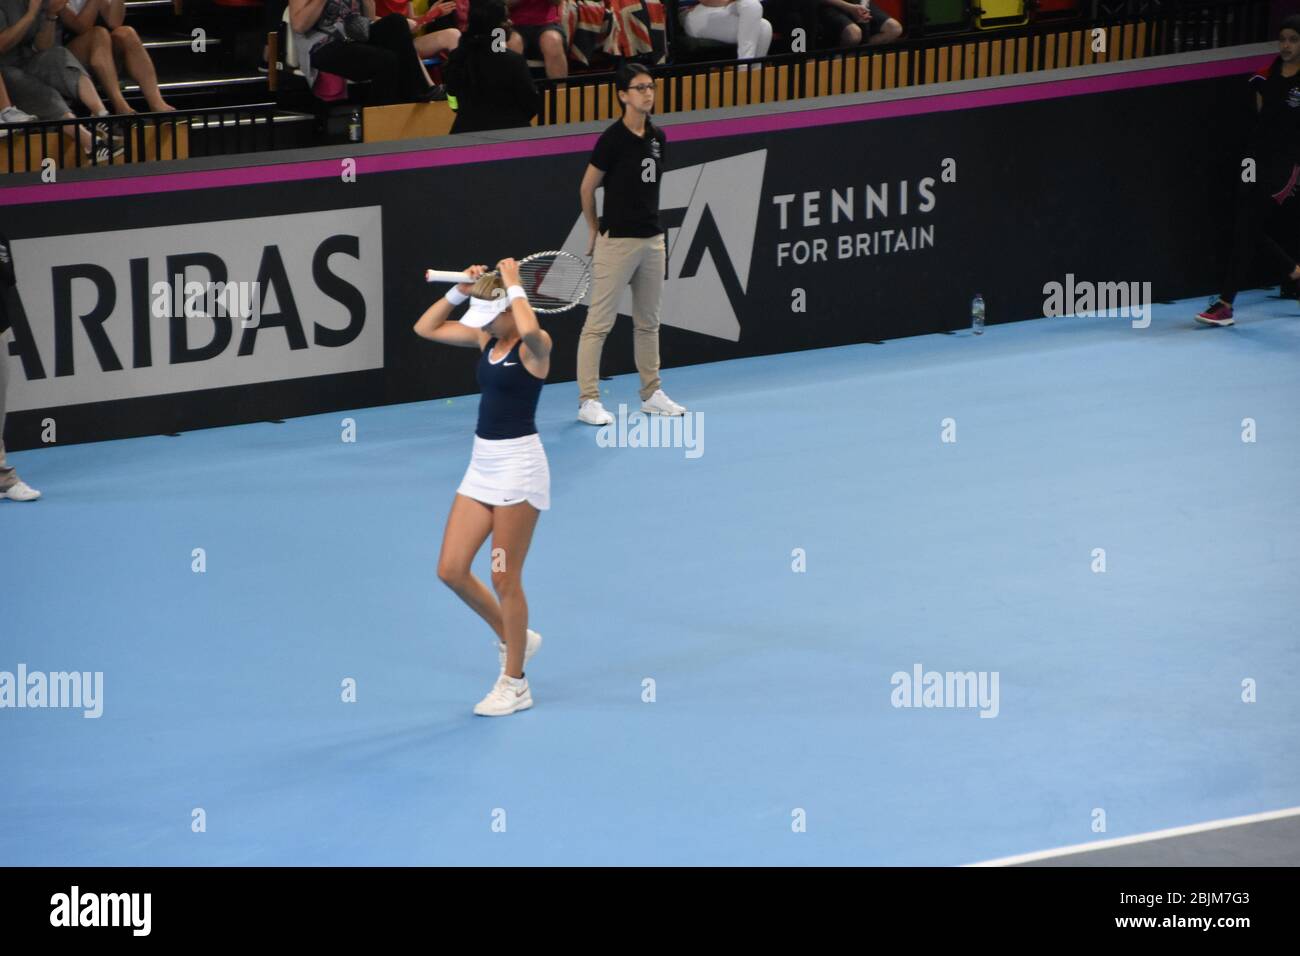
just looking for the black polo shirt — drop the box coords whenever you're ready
[1250,58,1300,167]
[590,117,666,238]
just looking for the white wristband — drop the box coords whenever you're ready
[507,285,527,303]
[444,288,469,307]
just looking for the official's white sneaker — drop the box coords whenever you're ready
[498,628,542,673]
[641,389,686,416]
[2,481,41,501]
[473,673,533,716]
[578,399,614,425]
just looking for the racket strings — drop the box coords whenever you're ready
[515,253,590,313]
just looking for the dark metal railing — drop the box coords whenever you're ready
[535,0,1270,126]
[0,1,1270,168]
[1,103,279,176]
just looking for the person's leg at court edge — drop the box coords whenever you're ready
[630,236,666,404]
[0,234,40,502]
[0,328,41,502]
[576,235,637,422]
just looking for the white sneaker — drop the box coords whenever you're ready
[0,105,37,124]
[2,480,41,501]
[473,673,533,716]
[641,389,686,416]
[498,628,542,673]
[578,398,614,425]
[0,105,37,138]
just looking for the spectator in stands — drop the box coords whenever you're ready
[508,0,566,79]
[678,0,772,64]
[288,0,444,103]
[443,0,539,133]
[449,0,469,31]
[444,0,523,57]
[0,233,41,503]
[375,0,462,60]
[57,0,175,113]
[439,0,523,57]
[0,0,124,160]
[815,0,900,49]
[0,71,38,132]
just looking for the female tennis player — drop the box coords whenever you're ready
[414,259,550,717]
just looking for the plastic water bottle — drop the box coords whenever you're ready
[971,294,985,335]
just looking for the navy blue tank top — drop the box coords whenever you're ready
[475,337,544,439]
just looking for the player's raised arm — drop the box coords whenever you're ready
[414,265,489,347]
[498,258,551,361]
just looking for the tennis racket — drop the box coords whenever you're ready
[425,250,591,315]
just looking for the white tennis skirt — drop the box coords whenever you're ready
[457,432,551,511]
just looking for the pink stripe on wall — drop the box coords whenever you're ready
[0,52,1270,208]
[667,54,1269,143]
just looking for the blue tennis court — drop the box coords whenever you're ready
[3,290,1298,866]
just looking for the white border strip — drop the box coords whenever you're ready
[966,806,1300,867]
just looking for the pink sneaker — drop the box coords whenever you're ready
[1195,300,1234,327]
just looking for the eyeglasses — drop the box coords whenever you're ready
[626,83,655,93]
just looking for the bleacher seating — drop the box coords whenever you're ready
[118,0,316,144]
[1030,0,1083,22]
[914,0,974,35]
[0,0,1271,172]
[974,0,1029,29]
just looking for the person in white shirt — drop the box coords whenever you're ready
[678,0,772,63]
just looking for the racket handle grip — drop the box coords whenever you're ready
[425,269,473,284]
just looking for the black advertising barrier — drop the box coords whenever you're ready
[0,44,1271,451]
